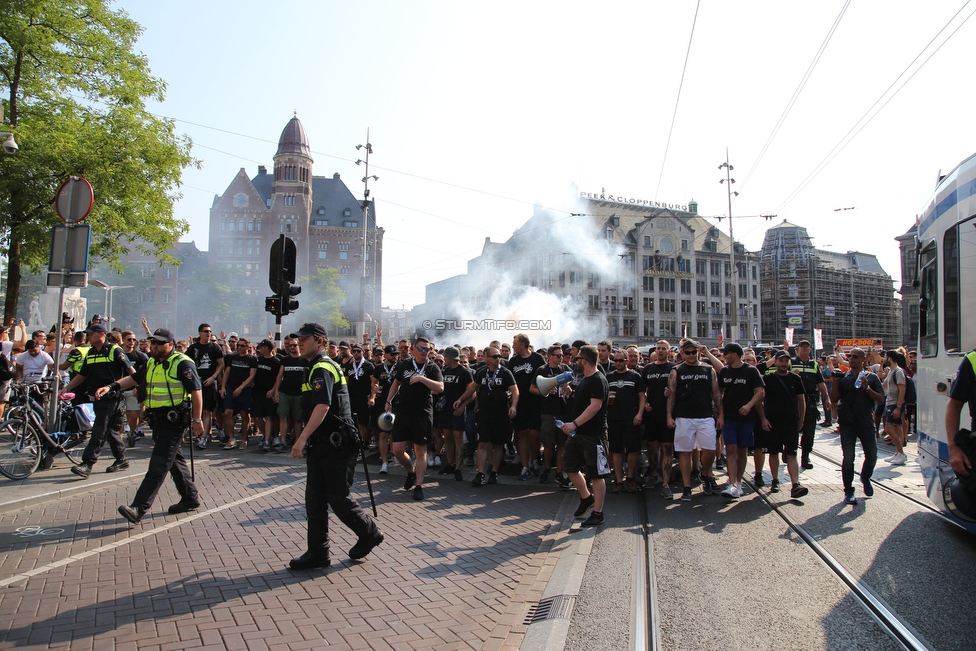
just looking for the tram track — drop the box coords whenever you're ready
[744,477,935,651]
[635,488,660,651]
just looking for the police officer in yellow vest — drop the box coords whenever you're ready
[947,351,976,477]
[98,328,203,525]
[61,323,133,478]
[288,322,383,570]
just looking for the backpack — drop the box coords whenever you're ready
[0,354,12,383]
[904,375,917,406]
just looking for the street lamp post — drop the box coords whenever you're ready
[88,279,133,326]
[719,150,739,343]
[355,133,378,344]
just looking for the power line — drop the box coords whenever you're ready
[654,0,701,200]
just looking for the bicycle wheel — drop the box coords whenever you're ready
[60,433,86,465]
[0,418,42,480]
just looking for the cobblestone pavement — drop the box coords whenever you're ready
[0,446,579,651]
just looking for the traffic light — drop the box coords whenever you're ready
[264,296,281,315]
[280,280,301,316]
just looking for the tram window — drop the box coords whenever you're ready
[944,226,960,352]
[946,216,976,353]
[919,245,938,357]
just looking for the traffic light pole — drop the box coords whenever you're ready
[266,234,301,346]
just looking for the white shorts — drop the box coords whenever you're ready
[123,389,142,412]
[674,417,717,453]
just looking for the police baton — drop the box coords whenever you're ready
[186,423,194,482]
[359,434,377,517]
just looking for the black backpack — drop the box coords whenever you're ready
[904,375,917,406]
[0,354,12,383]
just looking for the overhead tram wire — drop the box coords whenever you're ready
[775,0,976,213]
[738,0,851,192]
[653,0,701,200]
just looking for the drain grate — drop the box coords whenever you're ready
[522,594,577,625]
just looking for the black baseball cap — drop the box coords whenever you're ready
[774,350,791,360]
[721,343,744,356]
[384,344,398,355]
[258,339,274,349]
[289,322,328,339]
[85,323,108,335]
[148,327,175,343]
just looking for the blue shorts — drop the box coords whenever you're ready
[223,388,252,413]
[885,404,903,426]
[722,420,755,448]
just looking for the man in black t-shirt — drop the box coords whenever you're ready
[385,337,444,501]
[606,351,645,493]
[220,337,257,449]
[643,340,676,497]
[531,346,572,485]
[758,350,808,498]
[466,346,517,486]
[120,329,149,445]
[831,348,884,505]
[253,340,281,452]
[437,347,475,481]
[717,343,764,500]
[273,336,308,451]
[510,334,546,480]
[343,343,375,445]
[185,323,225,448]
[947,351,976,477]
[560,345,610,527]
[370,345,399,473]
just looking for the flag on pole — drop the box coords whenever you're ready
[814,328,824,351]
[785,327,795,347]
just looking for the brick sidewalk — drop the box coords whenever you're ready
[0,455,579,651]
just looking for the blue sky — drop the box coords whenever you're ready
[120,0,976,309]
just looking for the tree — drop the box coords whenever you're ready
[0,1,195,322]
[300,267,349,334]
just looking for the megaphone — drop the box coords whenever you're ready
[377,411,396,432]
[535,371,574,395]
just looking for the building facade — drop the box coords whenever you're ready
[759,220,901,348]
[896,223,919,349]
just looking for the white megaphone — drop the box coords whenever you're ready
[535,371,574,395]
[377,411,396,432]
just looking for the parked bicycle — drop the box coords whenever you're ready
[0,380,95,480]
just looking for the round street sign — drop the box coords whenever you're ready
[55,176,94,224]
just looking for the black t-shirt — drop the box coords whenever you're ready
[342,358,375,401]
[764,371,806,428]
[642,361,674,420]
[834,370,883,430]
[949,354,976,431]
[475,365,516,414]
[223,353,256,391]
[606,369,645,420]
[254,355,281,394]
[278,355,308,396]
[671,363,715,420]
[442,363,474,408]
[719,364,765,422]
[392,357,444,415]
[534,363,571,417]
[80,343,132,388]
[570,372,609,437]
[123,349,149,375]
[509,352,546,412]
[372,361,397,405]
[185,342,224,380]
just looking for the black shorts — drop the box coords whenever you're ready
[350,399,371,426]
[563,430,611,478]
[435,410,465,431]
[391,410,432,446]
[477,412,513,446]
[608,418,642,454]
[201,383,219,411]
[512,407,541,432]
[250,394,276,418]
[762,427,799,456]
[643,417,675,444]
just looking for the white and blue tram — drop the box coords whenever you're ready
[915,151,976,533]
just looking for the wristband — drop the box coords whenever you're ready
[572,420,578,428]
[109,382,120,392]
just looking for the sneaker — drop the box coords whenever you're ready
[715,455,726,471]
[574,494,595,517]
[455,468,464,481]
[660,485,674,500]
[272,441,285,453]
[71,463,93,478]
[472,472,486,487]
[539,467,550,484]
[216,429,227,443]
[557,473,572,490]
[770,479,780,493]
[349,532,384,560]
[702,476,715,496]
[106,459,130,473]
[518,467,531,481]
[530,463,540,476]
[167,498,201,514]
[843,491,857,505]
[626,478,638,494]
[801,457,814,470]
[612,482,622,494]
[680,488,693,502]
[432,456,441,467]
[379,462,388,474]
[888,453,907,466]
[118,505,145,524]
[720,484,739,500]
[134,427,145,438]
[487,471,498,485]
[580,510,604,527]
[861,476,874,497]
[438,464,453,475]
[404,472,416,490]
[413,485,424,501]
[790,483,809,499]
[196,438,207,450]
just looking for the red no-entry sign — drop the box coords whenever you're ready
[54,176,94,224]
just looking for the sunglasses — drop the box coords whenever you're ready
[416,346,431,352]
[682,350,697,355]
[549,353,563,357]
[200,330,212,334]
[614,359,627,363]
[488,354,501,359]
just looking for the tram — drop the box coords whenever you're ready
[915,151,976,533]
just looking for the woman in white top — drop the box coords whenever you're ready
[882,349,908,465]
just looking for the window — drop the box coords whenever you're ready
[643,297,655,312]
[340,266,349,275]
[696,301,707,314]
[710,282,721,296]
[237,246,243,255]
[643,319,655,337]
[344,221,359,228]
[942,216,976,353]
[163,267,173,279]
[681,239,689,251]
[752,265,757,279]
[739,284,748,299]
[696,280,706,296]
[220,219,226,231]
[340,252,348,260]
[644,235,651,246]
[284,196,295,207]
[247,220,254,232]
[162,287,172,304]
[658,277,675,293]
[697,322,709,338]
[643,276,654,291]
[680,299,692,314]
[148,287,155,304]
[238,219,244,231]
[317,241,327,249]
[587,273,600,289]
[697,260,707,275]
[711,262,721,276]
[659,298,675,313]
[588,295,601,309]
[314,219,329,226]
[623,318,635,337]
[317,207,326,215]
[753,285,758,299]
[559,271,566,287]
[724,262,732,277]
[338,242,349,250]
[680,279,692,293]
[659,320,676,337]
[621,296,634,310]
[343,208,352,217]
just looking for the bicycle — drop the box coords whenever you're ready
[0,381,92,480]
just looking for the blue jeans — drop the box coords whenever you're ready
[839,423,877,492]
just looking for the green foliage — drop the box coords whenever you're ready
[300,267,349,333]
[0,1,195,322]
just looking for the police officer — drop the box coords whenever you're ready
[791,340,831,469]
[62,323,133,477]
[289,322,383,570]
[100,328,203,524]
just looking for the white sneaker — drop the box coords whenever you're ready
[379,462,388,474]
[888,453,907,465]
[720,484,739,500]
[433,456,442,467]
[196,438,207,450]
